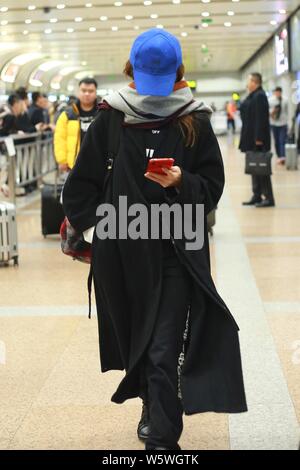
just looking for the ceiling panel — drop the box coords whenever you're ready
[0,0,299,86]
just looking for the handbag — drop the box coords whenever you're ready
[60,109,124,263]
[245,149,273,176]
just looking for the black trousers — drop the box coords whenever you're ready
[141,239,192,449]
[251,174,275,203]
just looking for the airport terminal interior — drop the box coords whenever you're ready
[0,0,300,451]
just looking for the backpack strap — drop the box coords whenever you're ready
[106,108,124,169]
[102,109,124,192]
[65,104,79,121]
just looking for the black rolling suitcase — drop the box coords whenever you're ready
[41,182,65,236]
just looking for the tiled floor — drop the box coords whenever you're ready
[0,135,299,449]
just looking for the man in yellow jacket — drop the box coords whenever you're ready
[54,77,98,171]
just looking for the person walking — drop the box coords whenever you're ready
[269,86,289,165]
[226,100,237,133]
[239,73,275,208]
[62,28,247,450]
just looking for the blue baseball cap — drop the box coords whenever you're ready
[129,28,182,97]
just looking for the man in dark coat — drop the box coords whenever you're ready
[239,73,275,207]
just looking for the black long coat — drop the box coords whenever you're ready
[62,108,248,415]
[239,86,271,152]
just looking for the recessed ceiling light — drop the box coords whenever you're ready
[1,20,8,25]
[114,1,123,6]
[0,6,8,12]
[202,43,207,48]
[112,26,118,31]
[56,4,65,9]
[125,15,133,20]
[279,9,286,14]
[202,22,208,27]
[270,20,277,26]
[181,32,188,37]
[85,2,93,6]
[150,14,158,19]
[25,19,32,24]
[231,0,239,2]
[23,30,29,35]
[81,61,87,66]
[144,1,152,6]
[134,25,140,30]
[67,28,74,33]
[202,12,210,17]
[74,17,83,22]
[156,24,164,28]
[100,16,108,21]
[202,0,210,3]
[227,11,235,16]
[89,26,96,31]
[28,5,36,10]
[50,18,58,23]
[173,0,181,4]
[224,21,232,27]
[44,28,52,34]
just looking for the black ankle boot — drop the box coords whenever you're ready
[137,399,150,441]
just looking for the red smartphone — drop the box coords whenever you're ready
[146,158,175,175]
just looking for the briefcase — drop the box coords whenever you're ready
[245,151,273,176]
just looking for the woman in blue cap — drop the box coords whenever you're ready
[62,28,247,450]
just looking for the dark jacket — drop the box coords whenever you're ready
[28,104,49,126]
[62,108,248,415]
[0,112,36,136]
[239,86,271,152]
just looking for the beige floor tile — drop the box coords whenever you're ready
[245,243,300,302]
[247,243,300,258]
[34,317,124,407]
[0,247,88,306]
[254,279,300,302]
[0,406,31,445]
[0,438,10,450]
[8,403,228,450]
[266,314,300,424]
[8,404,143,450]
[233,208,300,237]
[250,256,300,279]
[181,413,229,450]
[0,316,80,409]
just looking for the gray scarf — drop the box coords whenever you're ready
[102,81,212,125]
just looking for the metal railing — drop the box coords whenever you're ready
[0,131,56,204]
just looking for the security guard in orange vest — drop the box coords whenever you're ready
[54,77,98,171]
